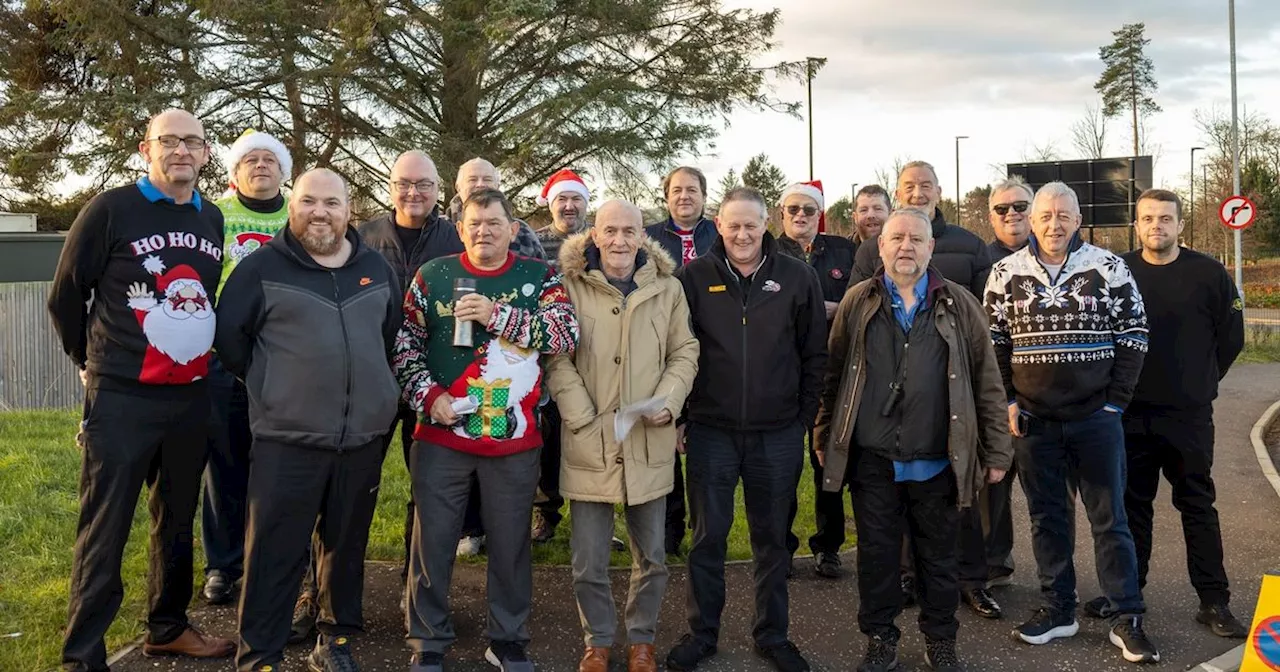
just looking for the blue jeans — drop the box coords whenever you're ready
[1015,408,1144,617]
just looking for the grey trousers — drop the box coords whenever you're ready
[570,498,669,647]
[406,441,541,654]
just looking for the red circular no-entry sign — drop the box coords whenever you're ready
[1220,195,1257,230]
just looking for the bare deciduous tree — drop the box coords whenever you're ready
[1070,104,1109,159]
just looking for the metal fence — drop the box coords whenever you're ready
[0,282,81,409]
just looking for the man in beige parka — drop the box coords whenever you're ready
[546,199,700,672]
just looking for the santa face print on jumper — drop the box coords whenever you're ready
[127,231,222,384]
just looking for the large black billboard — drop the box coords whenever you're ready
[1006,156,1153,227]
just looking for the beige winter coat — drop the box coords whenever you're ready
[545,233,699,505]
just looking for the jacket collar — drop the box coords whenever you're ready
[661,215,713,236]
[778,232,829,258]
[557,230,676,285]
[710,229,778,268]
[269,225,368,270]
[930,207,948,239]
[871,266,949,303]
[1026,230,1085,261]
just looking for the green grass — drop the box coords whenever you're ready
[0,410,850,671]
[1241,328,1280,363]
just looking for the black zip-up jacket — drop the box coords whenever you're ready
[678,232,828,431]
[357,207,463,295]
[777,233,857,312]
[215,226,401,449]
[645,216,717,267]
[851,207,992,298]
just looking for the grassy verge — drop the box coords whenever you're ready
[0,410,850,671]
[1241,328,1280,363]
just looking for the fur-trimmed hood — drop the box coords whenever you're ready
[557,231,677,281]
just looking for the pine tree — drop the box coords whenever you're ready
[1095,23,1160,157]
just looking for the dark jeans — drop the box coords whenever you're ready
[534,400,564,527]
[1123,407,1230,606]
[978,460,1017,579]
[1016,408,1144,616]
[685,422,804,648]
[202,358,252,579]
[786,442,847,556]
[236,439,383,671]
[851,450,961,643]
[63,382,209,672]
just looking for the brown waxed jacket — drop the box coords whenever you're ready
[813,269,1012,507]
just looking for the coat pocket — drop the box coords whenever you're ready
[644,422,676,467]
[562,416,608,472]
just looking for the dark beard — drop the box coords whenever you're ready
[300,227,341,256]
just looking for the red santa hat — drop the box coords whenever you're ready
[779,180,826,233]
[156,264,203,296]
[536,168,591,207]
[224,129,293,187]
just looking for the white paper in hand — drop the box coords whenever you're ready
[451,395,480,415]
[614,396,668,442]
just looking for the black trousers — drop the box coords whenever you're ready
[978,461,1017,580]
[534,400,565,526]
[201,359,252,580]
[236,439,383,671]
[667,454,688,549]
[63,382,209,672]
[852,451,961,643]
[901,505,987,591]
[785,441,847,556]
[685,423,804,648]
[1123,408,1230,606]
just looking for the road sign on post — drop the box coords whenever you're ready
[1220,195,1257,230]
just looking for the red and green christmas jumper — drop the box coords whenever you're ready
[394,252,579,456]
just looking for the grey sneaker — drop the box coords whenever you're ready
[485,641,534,672]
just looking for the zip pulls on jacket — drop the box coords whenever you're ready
[723,253,766,424]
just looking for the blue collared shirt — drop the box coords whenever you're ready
[882,272,951,483]
[136,176,203,211]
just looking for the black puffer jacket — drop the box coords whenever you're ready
[851,208,992,298]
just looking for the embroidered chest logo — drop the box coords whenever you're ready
[762,280,781,293]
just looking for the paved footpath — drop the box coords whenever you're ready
[115,364,1280,672]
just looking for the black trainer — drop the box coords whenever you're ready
[308,635,359,672]
[409,651,444,672]
[813,551,842,579]
[924,638,962,672]
[666,633,716,671]
[857,635,898,672]
[755,641,810,672]
[1196,603,1249,638]
[1013,607,1079,645]
[484,641,534,672]
[1110,615,1160,663]
[1083,596,1115,619]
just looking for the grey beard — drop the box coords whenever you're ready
[301,228,341,256]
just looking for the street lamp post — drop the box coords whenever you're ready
[1191,147,1204,249]
[955,135,969,224]
[805,57,821,181]
[1229,0,1243,295]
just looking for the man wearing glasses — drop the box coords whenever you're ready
[50,108,236,670]
[349,149,463,626]
[775,180,855,580]
[988,177,1034,263]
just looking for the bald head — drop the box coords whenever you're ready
[590,199,645,278]
[139,108,208,193]
[289,168,351,257]
[456,157,501,201]
[390,150,440,226]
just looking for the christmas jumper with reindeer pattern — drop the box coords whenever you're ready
[394,252,579,456]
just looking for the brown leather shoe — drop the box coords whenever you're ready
[142,626,235,659]
[629,643,657,672]
[579,645,610,672]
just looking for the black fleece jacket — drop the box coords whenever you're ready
[851,207,992,298]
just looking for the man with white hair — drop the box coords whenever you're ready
[50,108,235,670]
[815,208,1011,672]
[216,168,401,672]
[987,176,1034,264]
[448,157,547,260]
[201,128,293,607]
[984,181,1158,664]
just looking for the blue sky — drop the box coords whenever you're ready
[694,0,1280,203]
